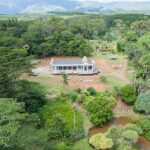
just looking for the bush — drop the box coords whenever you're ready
[121,84,137,105]
[107,127,121,145]
[134,92,150,114]
[100,76,107,82]
[39,97,84,141]
[54,142,73,150]
[74,88,81,94]
[112,85,122,97]
[122,130,139,144]
[145,131,150,141]
[124,124,142,135]
[136,117,150,134]
[84,93,115,126]
[67,91,78,102]
[89,133,113,150]
[87,87,97,96]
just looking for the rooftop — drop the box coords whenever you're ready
[50,56,95,66]
[53,60,93,65]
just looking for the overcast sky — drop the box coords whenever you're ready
[0,0,149,14]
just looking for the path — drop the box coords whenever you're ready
[113,97,135,117]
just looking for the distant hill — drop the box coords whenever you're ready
[0,1,150,14]
[75,2,150,14]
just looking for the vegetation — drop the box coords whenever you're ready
[84,93,115,126]
[90,123,142,150]
[136,116,150,141]
[89,133,113,150]
[0,98,26,148]
[134,91,150,114]
[0,12,150,149]
[39,96,84,142]
[62,72,68,85]
[15,80,47,113]
[121,84,137,105]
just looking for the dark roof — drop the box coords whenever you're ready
[53,60,93,65]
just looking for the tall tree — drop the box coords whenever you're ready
[0,47,31,97]
[0,98,26,147]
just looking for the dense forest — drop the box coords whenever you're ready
[0,13,150,150]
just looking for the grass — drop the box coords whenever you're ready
[102,74,126,88]
[73,138,93,150]
[91,51,125,64]
[72,103,93,150]
[126,61,136,81]
[22,74,72,95]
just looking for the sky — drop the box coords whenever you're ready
[0,0,149,14]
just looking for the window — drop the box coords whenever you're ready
[73,66,77,70]
[68,66,72,70]
[59,66,62,70]
[88,66,92,70]
[63,66,67,70]
[78,66,81,69]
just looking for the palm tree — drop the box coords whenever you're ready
[61,72,68,85]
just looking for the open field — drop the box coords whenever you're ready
[23,53,131,95]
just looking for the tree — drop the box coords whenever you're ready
[121,84,137,105]
[11,113,51,150]
[0,47,31,98]
[89,133,113,150]
[134,92,150,114]
[15,80,47,113]
[0,98,26,147]
[139,54,150,79]
[84,93,115,126]
[62,72,68,85]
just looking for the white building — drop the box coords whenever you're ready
[50,56,100,75]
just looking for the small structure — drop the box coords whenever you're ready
[50,56,100,75]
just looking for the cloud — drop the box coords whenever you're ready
[20,4,66,13]
[0,0,19,8]
[74,0,149,2]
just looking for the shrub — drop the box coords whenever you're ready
[134,92,150,114]
[124,124,142,135]
[107,127,121,144]
[54,142,73,150]
[100,76,107,82]
[67,91,78,102]
[121,84,137,105]
[68,129,84,143]
[87,87,97,96]
[89,133,113,150]
[112,85,122,96]
[145,131,150,141]
[136,116,150,138]
[84,93,115,126]
[39,98,84,141]
[74,88,81,94]
[122,130,139,144]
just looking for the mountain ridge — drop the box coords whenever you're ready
[0,1,149,14]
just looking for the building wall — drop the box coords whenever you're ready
[51,65,95,74]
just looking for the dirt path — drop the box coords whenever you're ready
[113,97,135,117]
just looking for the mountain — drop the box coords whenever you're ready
[0,0,149,14]
[75,2,150,14]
